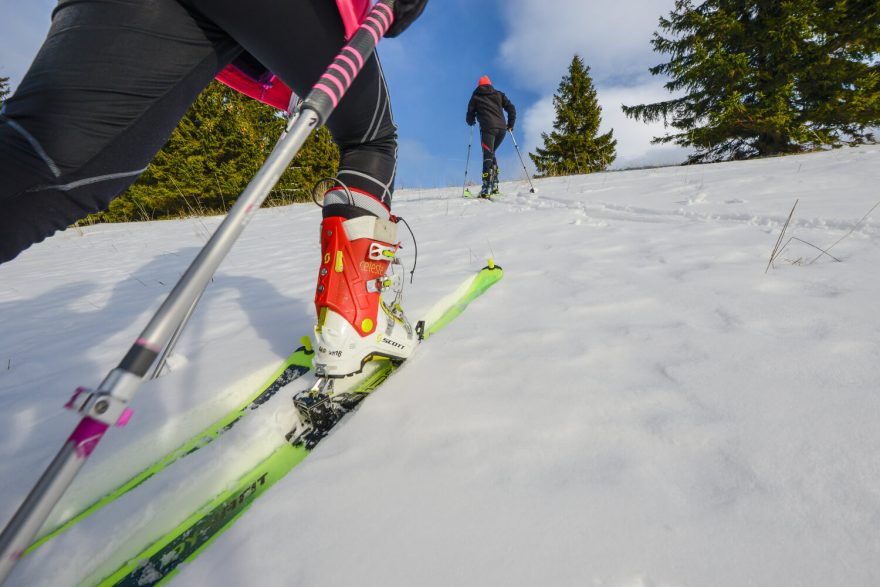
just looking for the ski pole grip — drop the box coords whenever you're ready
[303,0,395,123]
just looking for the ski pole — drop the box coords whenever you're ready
[508,129,537,193]
[148,288,204,380]
[461,125,474,198]
[0,1,397,581]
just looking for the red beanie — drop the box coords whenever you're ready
[478,75,492,86]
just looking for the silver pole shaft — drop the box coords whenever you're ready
[148,280,205,380]
[0,443,81,580]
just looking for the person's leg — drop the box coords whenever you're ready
[493,128,506,155]
[0,0,241,263]
[186,0,397,220]
[480,128,498,195]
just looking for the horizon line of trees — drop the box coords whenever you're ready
[4,0,879,214]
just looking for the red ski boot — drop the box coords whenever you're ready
[313,211,416,377]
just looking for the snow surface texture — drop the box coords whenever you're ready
[1,145,879,587]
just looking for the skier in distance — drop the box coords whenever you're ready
[466,75,516,197]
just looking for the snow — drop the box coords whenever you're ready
[2,145,880,586]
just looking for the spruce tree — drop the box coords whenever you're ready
[95,81,339,222]
[530,55,617,177]
[623,0,880,163]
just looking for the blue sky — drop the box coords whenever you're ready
[0,0,691,189]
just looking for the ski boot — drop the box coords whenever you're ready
[489,165,501,196]
[312,209,417,378]
[479,172,492,198]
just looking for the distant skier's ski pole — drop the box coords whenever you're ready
[508,129,537,193]
[0,1,397,582]
[461,126,474,198]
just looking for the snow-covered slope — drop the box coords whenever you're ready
[1,145,879,586]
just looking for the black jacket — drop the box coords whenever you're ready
[466,85,516,130]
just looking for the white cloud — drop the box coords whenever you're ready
[498,0,675,91]
[519,95,553,175]
[598,82,693,167]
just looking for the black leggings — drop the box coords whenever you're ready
[0,0,397,264]
[480,127,505,178]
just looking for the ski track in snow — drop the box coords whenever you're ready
[1,145,880,586]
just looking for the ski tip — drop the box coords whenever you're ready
[483,258,502,272]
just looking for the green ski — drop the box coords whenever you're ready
[87,263,503,587]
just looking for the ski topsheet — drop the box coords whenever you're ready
[81,263,503,587]
[24,346,314,556]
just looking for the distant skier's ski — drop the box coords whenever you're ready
[25,346,314,555]
[88,263,503,587]
[463,190,500,201]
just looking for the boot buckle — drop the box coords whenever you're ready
[368,242,396,261]
[366,273,401,294]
